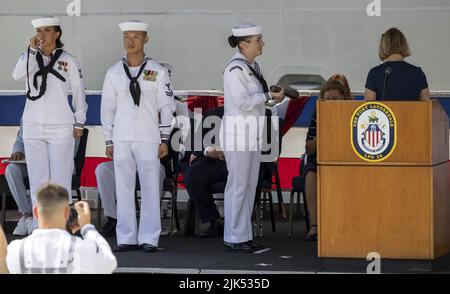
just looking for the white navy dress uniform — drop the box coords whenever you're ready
[11,17,87,215]
[101,21,176,247]
[220,23,272,244]
[6,224,117,274]
[96,97,189,220]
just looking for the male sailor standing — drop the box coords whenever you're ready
[95,63,190,237]
[101,20,175,252]
[11,16,87,228]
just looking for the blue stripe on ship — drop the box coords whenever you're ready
[1,94,450,127]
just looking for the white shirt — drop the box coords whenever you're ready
[223,52,270,119]
[101,57,176,145]
[221,52,271,149]
[12,48,87,128]
[6,225,117,274]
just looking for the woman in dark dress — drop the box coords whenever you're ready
[302,76,353,241]
[364,27,430,101]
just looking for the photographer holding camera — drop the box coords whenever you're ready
[6,183,117,274]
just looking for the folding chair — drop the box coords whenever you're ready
[288,154,309,238]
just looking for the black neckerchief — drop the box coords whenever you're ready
[228,57,269,93]
[26,47,66,101]
[122,61,147,107]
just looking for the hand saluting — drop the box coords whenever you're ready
[29,34,41,50]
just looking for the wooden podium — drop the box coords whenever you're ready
[317,100,450,259]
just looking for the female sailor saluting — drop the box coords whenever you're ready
[12,16,87,228]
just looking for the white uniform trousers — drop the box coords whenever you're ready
[223,150,261,243]
[23,125,74,209]
[4,163,31,215]
[95,160,165,220]
[114,141,161,246]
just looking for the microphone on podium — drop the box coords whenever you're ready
[382,67,392,100]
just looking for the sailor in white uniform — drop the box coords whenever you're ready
[11,16,87,228]
[96,85,189,236]
[101,21,176,252]
[220,23,284,252]
[6,184,117,274]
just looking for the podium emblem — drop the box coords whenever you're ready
[351,102,396,162]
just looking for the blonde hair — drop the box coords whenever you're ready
[378,28,411,61]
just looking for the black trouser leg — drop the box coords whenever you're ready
[185,159,227,223]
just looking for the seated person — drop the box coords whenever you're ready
[184,106,226,238]
[303,76,353,241]
[6,183,117,274]
[5,120,80,236]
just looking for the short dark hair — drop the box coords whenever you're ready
[36,183,69,217]
[228,35,252,49]
[53,26,64,48]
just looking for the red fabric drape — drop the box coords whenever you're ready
[0,158,8,175]
[80,157,112,187]
[282,96,310,135]
[186,95,223,113]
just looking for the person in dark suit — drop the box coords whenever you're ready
[364,27,431,101]
[184,106,226,238]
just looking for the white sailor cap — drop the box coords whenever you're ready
[232,23,262,37]
[31,16,61,29]
[119,20,149,32]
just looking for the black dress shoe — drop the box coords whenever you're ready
[223,241,254,253]
[113,244,139,252]
[306,233,317,241]
[101,217,117,237]
[200,220,224,238]
[306,225,318,241]
[246,240,265,250]
[141,243,158,252]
